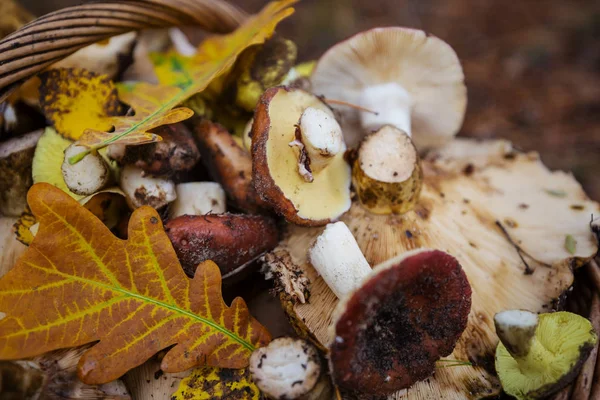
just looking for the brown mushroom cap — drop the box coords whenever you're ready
[329,249,471,395]
[311,27,466,149]
[252,86,351,226]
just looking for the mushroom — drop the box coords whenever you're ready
[53,32,137,80]
[307,222,471,395]
[249,337,333,400]
[193,119,268,214]
[0,129,43,216]
[310,27,467,149]
[495,310,597,400]
[352,126,423,214]
[119,165,176,210]
[252,86,351,226]
[165,214,279,278]
[168,182,226,218]
[0,345,130,399]
[108,122,200,176]
[267,138,599,398]
[0,217,27,277]
[62,144,111,196]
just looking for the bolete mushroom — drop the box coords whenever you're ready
[308,222,471,395]
[267,138,599,398]
[310,27,467,149]
[249,337,332,400]
[495,310,597,400]
[353,126,423,214]
[252,86,351,226]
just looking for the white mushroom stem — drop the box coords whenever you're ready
[249,337,329,400]
[169,182,226,218]
[168,28,197,56]
[120,165,176,209]
[359,82,413,136]
[494,310,539,358]
[308,221,371,298]
[62,144,110,196]
[289,107,344,182]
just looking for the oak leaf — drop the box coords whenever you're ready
[39,68,122,140]
[70,0,296,164]
[0,183,271,384]
[172,366,260,400]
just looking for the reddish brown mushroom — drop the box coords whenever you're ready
[165,214,279,278]
[329,249,472,395]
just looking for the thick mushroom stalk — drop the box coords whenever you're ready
[359,83,412,135]
[290,107,344,182]
[308,222,371,298]
[168,182,226,218]
[353,126,423,214]
[249,337,332,400]
[62,144,110,196]
[494,310,539,359]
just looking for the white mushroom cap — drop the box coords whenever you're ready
[311,27,467,150]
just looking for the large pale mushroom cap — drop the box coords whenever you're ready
[269,138,599,399]
[311,27,467,149]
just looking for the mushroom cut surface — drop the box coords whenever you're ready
[330,249,471,394]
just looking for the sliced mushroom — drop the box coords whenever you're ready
[0,129,42,216]
[0,217,27,277]
[168,182,226,218]
[252,86,351,226]
[311,27,467,149]
[273,138,599,398]
[495,310,597,399]
[165,213,279,278]
[249,337,332,400]
[353,126,423,214]
[120,165,176,210]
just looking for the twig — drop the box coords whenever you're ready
[323,98,379,115]
[495,220,534,274]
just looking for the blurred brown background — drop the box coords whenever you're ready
[18,0,600,199]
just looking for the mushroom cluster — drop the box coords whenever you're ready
[1,3,599,400]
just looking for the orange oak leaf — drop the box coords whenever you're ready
[0,183,271,385]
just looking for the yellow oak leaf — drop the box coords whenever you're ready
[70,0,296,164]
[172,366,260,400]
[39,68,122,140]
[0,183,271,384]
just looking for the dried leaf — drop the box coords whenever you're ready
[565,234,577,255]
[39,69,122,140]
[544,188,568,198]
[13,206,35,246]
[0,184,271,384]
[71,0,297,163]
[171,366,260,400]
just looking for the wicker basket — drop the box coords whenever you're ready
[1,2,599,399]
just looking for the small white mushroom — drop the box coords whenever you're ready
[168,182,226,218]
[120,165,176,209]
[168,28,197,56]
[494,310,539,358]
[249,337,331,400]
[61,144,110,196]
[308,221,371,298]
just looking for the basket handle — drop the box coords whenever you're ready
[0,0,249,102]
